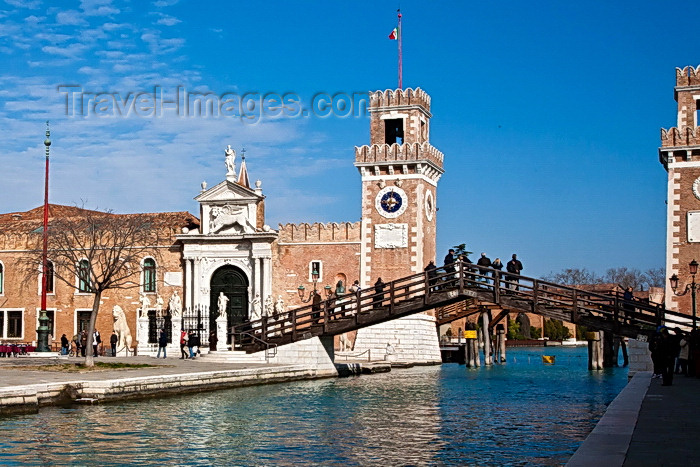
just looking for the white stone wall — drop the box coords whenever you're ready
[263,336,337,375]
[352,313,441,363]
[627,338,653,378]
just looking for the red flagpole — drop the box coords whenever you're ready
[398,10,403,89]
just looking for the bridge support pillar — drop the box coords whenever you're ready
[587,331,604,370]
[465,324,479,367]
[481,312,493,366]
[495,325,506,364]
[602,331,616,367]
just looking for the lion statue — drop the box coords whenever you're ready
[112,305,133,355]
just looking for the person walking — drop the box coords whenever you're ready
[209,330,218,352]
[80,331,87,357]
[179,329,189,359]
[72,332,81,357]
[676,328,689,376]
[93,330,101,357]
[189,331,200,359]
[373,277,385,309]
[506,254,524,291]
[424,261,438,291]
[60,334,69,355]
[110,330,118,357]
[156,328,168,358]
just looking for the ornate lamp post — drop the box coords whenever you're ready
[297,269,332,302]
[669,259,699,331]
[36,122,51,352]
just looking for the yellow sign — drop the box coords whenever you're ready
[464,330,477,339]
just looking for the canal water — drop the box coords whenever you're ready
[1,346,627,466]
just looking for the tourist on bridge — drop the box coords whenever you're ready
[621,286,635,323]
[477,253,492,284]
[373,277,385,309]
[444,249,456,274]
[491,258,503,279]
[424,261,438,291]
[506,254,524,291]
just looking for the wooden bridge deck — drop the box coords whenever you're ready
[232,262,689,352]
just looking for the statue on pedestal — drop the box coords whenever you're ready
[155,294,164,318]
[112,305,133,354]
[264,295,274,318]
[138,292,151,318]
[251,293,262,321]
[225,145,236,176]
[217,292,229,318]
[168,290,182,318]
[274,295,286,320]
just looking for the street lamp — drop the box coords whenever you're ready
[37,122,51,352]
[297,269,332,303]
[669,259,699,331]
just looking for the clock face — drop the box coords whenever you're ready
[425,189,434,221]
[693,177,700,201]
[375,186,408,218]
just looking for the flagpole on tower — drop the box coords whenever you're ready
[397,9,402,89]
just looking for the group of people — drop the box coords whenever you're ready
[177,329,202,359]
[648,326,700,386]
[64,330,107,357]
[424,249,524,290]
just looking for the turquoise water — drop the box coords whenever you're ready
[0,346,627,466]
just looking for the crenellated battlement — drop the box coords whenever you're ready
[354,142,444,168]
[661,126,700,147]
[277,221,361,243]
[370,87,431,111]
[676,66,700,86]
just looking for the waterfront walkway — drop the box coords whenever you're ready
[568,370,700,466]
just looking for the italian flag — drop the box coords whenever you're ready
[388,27,399,40]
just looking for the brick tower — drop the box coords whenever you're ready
[660,65,700,316]
[351,88,444,363]
[354,88,444,285]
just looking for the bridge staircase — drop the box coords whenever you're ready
[232,262,689,353]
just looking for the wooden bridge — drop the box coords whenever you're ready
[232,262,689,352]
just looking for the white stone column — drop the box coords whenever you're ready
[252,255,260,298]
[216,315,229,351]
[192,258,200,308]
[261,256,272,298]
[184,258,193,309]
[136,315,151,356]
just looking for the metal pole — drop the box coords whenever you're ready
[37,122,51,352]
[693,276,697,331]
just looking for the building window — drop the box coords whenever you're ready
[384,118,404,144]
[0,313,4,337]
[143,258,156,293]
[0,262,4,294]
[40,260,55,294]
[7,311,22,338]
[78,259,91,293]
[309,261,323,282]
[78,310,92,333]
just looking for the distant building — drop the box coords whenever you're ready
[0,88,443,361]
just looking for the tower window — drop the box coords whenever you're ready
[384,118,404,144]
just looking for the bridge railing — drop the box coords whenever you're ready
[233,261,689,349]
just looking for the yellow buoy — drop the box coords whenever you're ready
[542,355,556,364]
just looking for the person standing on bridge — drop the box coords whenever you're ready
[506,254,524,291]
[477,253,492,285]
[373,278,385,309]
[424,261,438,291]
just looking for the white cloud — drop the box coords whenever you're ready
[79,0,119,16]
[5,0,41,9]
[155,13,180,26]
[41,42,88,59]
[56,10,88,26]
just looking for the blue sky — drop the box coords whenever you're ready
[0,0,698,279]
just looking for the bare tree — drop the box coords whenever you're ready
[24,207,165,367]
[542,268,601,286]
[644,267,666,289]
[603,267,646,290]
